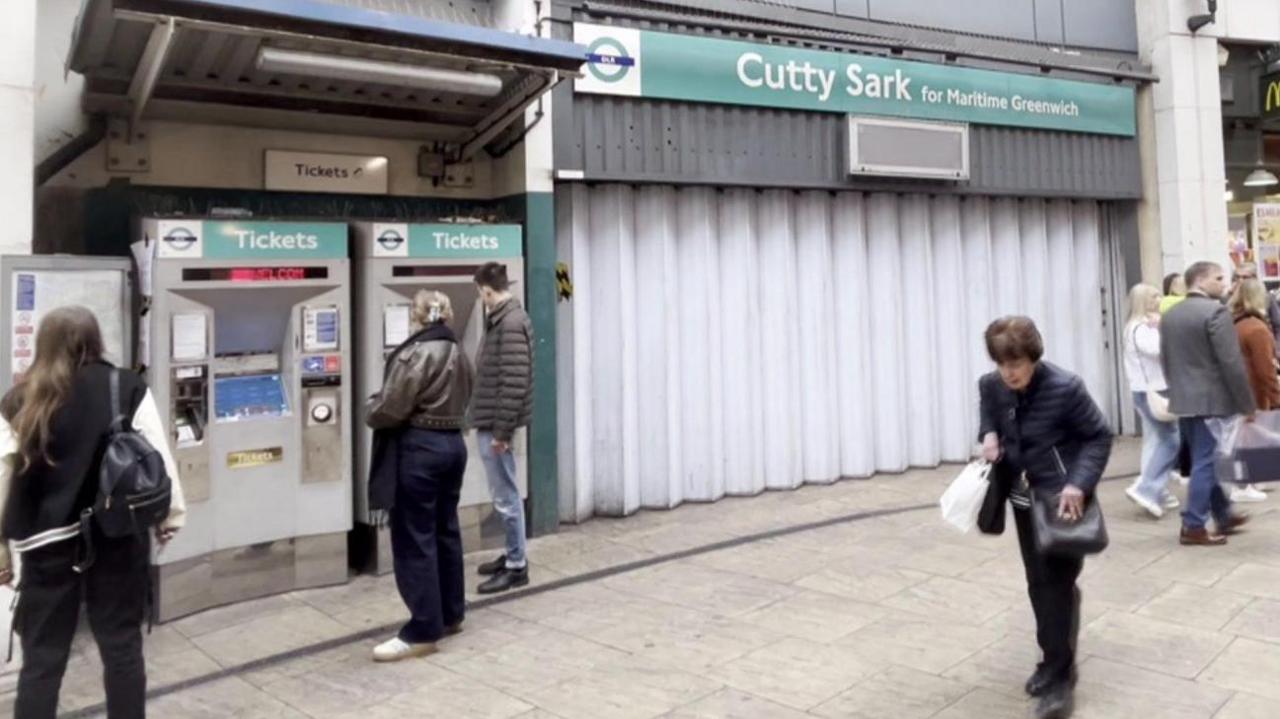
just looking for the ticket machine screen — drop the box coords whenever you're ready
[214,374,289,421]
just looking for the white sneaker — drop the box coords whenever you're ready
[1162,493,1181,510]
[1125,486,1164,518]
[1231,486,1268,504]
[372,637,437,663]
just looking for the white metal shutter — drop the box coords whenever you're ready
[556,185,1117,520]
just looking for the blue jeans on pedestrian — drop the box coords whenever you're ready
[1132,391,1180,504]
[1179,417,1233,531]
[477,430,528,568]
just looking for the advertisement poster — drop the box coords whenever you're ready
[1253,204,1280,281]
[1228,228,1251,268]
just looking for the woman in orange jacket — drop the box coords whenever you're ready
[1230,279,1280,503]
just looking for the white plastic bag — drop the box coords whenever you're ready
[940,460,992,533]
[1208,416,1246,459]
[1212,411,1280,483]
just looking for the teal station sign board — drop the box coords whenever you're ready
[574,23,1136,137]
[371,223,523,259]
[155,220,348,260]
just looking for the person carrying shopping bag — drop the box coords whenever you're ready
[978,316,1112,719]
[1229,278,1279,504]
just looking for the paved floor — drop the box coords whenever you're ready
[13,438,1280,718]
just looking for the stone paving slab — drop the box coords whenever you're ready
[27,437,1280,717]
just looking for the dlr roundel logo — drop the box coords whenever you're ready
[586,36,636,84]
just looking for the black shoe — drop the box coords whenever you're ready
[1035,683,1074,719]
[477,566,529,594]
[1025,666,1076,698]
[477,554,507,577]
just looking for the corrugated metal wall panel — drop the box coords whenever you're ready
[556,185,1118,519]
[328,0,494,26]
[564,96,1141,199]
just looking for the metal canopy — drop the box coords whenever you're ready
[69,0,586,157]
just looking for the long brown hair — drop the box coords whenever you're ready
[4,306,105,471]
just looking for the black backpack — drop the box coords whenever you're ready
[74,369,171,572]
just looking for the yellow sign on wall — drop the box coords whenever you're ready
[1264,73,1280,120]
[227,447,284,469]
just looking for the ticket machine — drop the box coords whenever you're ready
[140,218,352,620]
[351,222,526,573]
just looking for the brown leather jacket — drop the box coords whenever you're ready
[365,336,473,431]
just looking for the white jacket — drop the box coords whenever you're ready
[1123,318,1168,393]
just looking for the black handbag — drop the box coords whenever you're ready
[1030,488,1109,557]
[977,462,1011,535]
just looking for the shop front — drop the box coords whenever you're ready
[1222,49,1280,279]
[552,12,1145,520]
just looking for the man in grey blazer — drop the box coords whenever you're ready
[1160,261,1256,546]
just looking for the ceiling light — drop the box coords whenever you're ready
[1225,189,1235,202]
[256,47,503,97]
[1244,167,1280,187]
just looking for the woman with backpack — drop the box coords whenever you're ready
[365,290,473,662]
[0,305,185,719]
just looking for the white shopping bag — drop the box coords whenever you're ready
[939,460,992,533]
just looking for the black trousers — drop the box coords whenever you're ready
[1013,506,1083,682]
[14,530,150,719]
[391,428,468,644]
[1178,436,1192,477]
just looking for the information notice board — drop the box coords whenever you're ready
[8,269,129,383]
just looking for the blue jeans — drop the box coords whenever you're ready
[1179,417,1233,531]
[477,430,527,568]
[1132,392,1180,504]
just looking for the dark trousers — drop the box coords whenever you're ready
[391,428,468,644]
[14,530,150,719]
[1178,436,1192,477]
[1014,506,1083,682]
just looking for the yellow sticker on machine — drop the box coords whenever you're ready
[227,447,284,469]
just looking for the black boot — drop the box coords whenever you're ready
[477,566,529,594]
[477,554,508,577]
[1035,682,1074,719]
[1026,665,1076,697]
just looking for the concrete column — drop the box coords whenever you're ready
[490,0,562,535]
[1136,0,1230,274]
[0,0,36,256]
[0,1,33,699]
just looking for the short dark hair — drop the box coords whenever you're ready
[1184,261,1221,290]
[984,316,1044,364]
[1162,272,1181,295]
[473,262,510,291]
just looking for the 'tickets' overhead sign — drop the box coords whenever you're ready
[156,220,348,259]
[371,223,523,259]
[264,150,390,195]
[573,23,1137,137]
[1263,73,1280,122]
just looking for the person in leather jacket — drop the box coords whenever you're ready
[978,316,1112,719]
[365,290,474,663]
